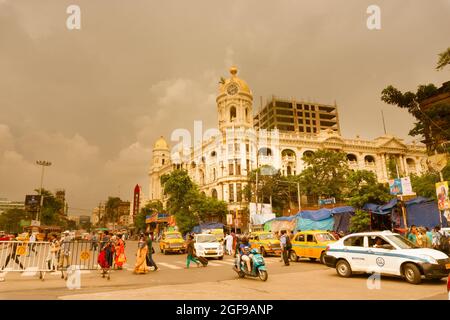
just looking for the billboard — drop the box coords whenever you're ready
[389,177,413,195]
[389,179,402,195]
[436,181,450,211]
[25,195,41,212]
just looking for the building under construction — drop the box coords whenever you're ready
[253,96,341,134]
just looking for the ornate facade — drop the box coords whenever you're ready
[148,67,428,227]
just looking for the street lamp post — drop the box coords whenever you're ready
[36,160,52,222]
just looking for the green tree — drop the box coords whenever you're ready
[134,200,164,232]
[346,170,392,208]
[410,164,450,199]
[161,170,226,234]
[33,189,65,226]
[436,47,450,70]
[244,166,297,215]
[299,149,350,204]
[349,209,371,233]
[105,197,121,226]
[0,208,32,233]
[381,58,450,153]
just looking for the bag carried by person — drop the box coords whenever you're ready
[197,256,208,267]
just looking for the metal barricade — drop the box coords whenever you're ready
[0,241,52,281]
[58,240,112,280]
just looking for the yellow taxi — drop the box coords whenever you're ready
[289,230,336,264]
[159,231,186,254]
[16,232,30,241]
[249,231,282,257]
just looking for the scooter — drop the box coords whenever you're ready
[233,248,268,281]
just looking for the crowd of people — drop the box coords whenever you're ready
[406,225,450,252]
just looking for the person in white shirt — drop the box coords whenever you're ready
[27,232,37,257]
[224,232,233,255]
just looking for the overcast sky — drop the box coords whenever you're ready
[0,0,449,215]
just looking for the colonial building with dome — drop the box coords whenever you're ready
[148,67,428,229]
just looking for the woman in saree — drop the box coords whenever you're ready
[134,236,149,274]
[114,234,126,270]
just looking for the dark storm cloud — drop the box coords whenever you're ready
[0,0,449,212]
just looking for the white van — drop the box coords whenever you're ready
[324,231,450,284]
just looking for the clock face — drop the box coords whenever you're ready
[227,83,238,95]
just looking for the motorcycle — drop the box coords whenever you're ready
[233,248,268,281]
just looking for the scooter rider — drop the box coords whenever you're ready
[239,236,253,273]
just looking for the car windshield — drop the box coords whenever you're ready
[165,234,182,239]
[385,235,418,249]
[196,235,218,243]
[259,234,274,240]
[315,233,335,242]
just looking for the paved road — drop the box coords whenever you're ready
[0,241,448,300]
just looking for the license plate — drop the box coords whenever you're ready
[445,263,450,269]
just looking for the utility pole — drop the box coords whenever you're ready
[297,182,301,212]
[36,160,52,222]
[255,170,259,214]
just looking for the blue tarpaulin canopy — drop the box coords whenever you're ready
[192,222,224,234]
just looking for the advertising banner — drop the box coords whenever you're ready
[389,179,402,195]
[400,177,413,195]
[436,181,450,211]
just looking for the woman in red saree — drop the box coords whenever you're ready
[114,234,126,270]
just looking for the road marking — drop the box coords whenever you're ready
[157,262,182,270]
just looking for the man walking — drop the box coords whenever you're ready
[280,230,291,266]
[145,232,158,271]
[224,232,233,255]
[27,232,37,257]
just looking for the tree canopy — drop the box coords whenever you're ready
[161,170,227,234]
[299,149,350,203]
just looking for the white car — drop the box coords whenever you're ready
[324,231,450,284]
[194,233,224,260]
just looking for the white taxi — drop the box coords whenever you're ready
[194,233,224,260]
[324,231,450,284]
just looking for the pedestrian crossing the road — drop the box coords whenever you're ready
[2,258,282,276]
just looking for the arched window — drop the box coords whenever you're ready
[303,150,315,158]
[245,108,249,120]
[258,147,273,156]
[230,106,237,122]
[191,161,196,169]
[364,155,375,163]
[162,159,165,165]
[199,170,205,185]
[211,151,217,157]
[282,149,296,157]
[213,168,216,181]
[211,189,218,199]
[347,154,357,162]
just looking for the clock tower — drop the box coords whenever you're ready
[216,66,253,133]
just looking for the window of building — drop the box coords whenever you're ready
[229,184,234,202]
[299,127,305,132]
[235,143,240,152]
[228,144,233,153]
[236,160,241,175]
[304,112,310,117]
[213,168,216,180]
[236,183,242,202]
[305,105,310,110]
[246,144,250,153]
[211,189,218,199]
[305,119,310,125]
[311,106,315,111]
[287,166,292,175]
[306,127,311,133]
[162,159,165,165]
[230,106,237,122]
[246,159,250,171]
[228,161,234,175]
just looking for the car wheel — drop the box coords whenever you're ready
[289,250,298,262]
[320,252,327,265]
[336,260,352,278]
[260,247,267,257]
[218,255,223,260]
[403,263,422,284]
